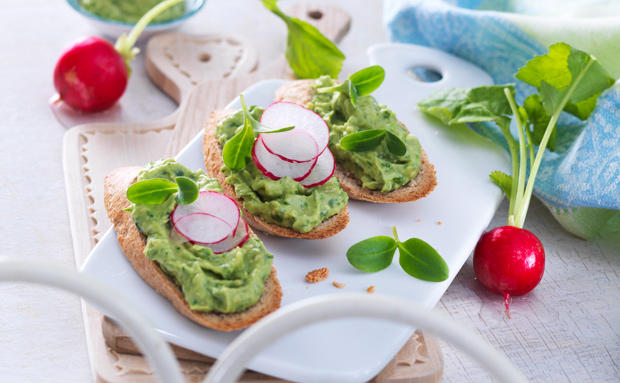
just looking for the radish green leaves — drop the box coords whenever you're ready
[346,227,449,282]
[418,43,616,228]
[261,0,344,79]
[127,176,199,205]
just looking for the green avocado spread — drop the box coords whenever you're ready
[129,159,273,314]
[308,76,422,192]
[215,107,348,233]
[80,0,185,24]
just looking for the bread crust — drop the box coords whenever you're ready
[274,80,437,203]
[104,166,282,331]
[203,110,349,239]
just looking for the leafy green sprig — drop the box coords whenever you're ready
[339,129,407,156]
[318,65,385,106]
[418,43,615,228]
[126,176,198,205]
[261,0,345,79]
[222,94,294,170]
[346,226,449,282]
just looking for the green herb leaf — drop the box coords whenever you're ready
[126,178,178,205]
[348,80,359,106]
[397,238,449,282]
[346,236,397,272]
[223,95,259,170]
[349,65,385,96]
[339,129,386,152]
[254,125,295,134]
[418,85,515,129]
[515,42,615,120]
[175,176,199,205]
[385,131,407,156]
[489,171,513,200]
[522,94,555,151]
[262,0,344,78]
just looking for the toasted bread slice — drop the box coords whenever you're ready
[202,110,349,239]
[104,166,282,331]
[275,80,437,203]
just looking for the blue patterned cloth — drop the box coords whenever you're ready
[385,0,620,243]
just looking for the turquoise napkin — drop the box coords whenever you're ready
[384,0,620,243]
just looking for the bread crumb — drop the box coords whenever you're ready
[305,267,329,283]
[332,281,345,289]
[366,285,375,294]
[437,221,442,225]
[416,219,422,222]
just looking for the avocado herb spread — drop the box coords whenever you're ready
[80,0,185,24]
[309,76,422,192]
[216,107,348,233]
[129,159,273,313]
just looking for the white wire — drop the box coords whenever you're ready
[0,259,183,383]
[206,293,528,383]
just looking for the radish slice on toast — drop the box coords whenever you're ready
[259,128,319,163]
[300,148,336,188]
[261,102,329,156]
[252,137,317,181]
[173,212,233,245]
[172,191,240,231]
[207,219,250,254]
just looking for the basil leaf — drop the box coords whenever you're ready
[346,236,397,272]
[398,238,449,282]
[348,80,359,106]
[489,170,513,200]
[515,42,615,120]
[349,65,385,96]
[126,178,178,205]
[339,129,386,152]
[385,131,407,156]
[175,176,198,205]
[262,0,344,78]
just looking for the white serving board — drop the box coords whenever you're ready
[82,44,509,382]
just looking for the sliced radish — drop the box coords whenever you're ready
[172,191,240,231]
[259,128,319,163]
[207,218,250,254]
[173,212,233,245]
[261,102,329,158]
[252,136,317,181]
[300,148,336,188]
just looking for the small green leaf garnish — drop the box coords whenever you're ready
[126,178,178,205]
[175,176,199,205]
[318,65,386,106]
[346,226,449,282]
[261,0,344,78]
[346,236,397,272]
[339,129,385,152]
[489,171,513,200]
[349,65,385,96]
[385,131,407,156]
[398,238,450,282]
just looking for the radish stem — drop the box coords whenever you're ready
[504,88,527,228]
[115,0,184,72]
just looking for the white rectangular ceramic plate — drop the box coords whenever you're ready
[82,44,509,383]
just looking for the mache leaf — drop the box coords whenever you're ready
[515,42,615,120]
[346,236,397,272]
[349,65,385,96]
[126,178,178,205]
[175,176,199,205]
[262,0,344,78]
[340,129,386,152]
[385,131,407,156]
[489,171,513,200]
[398,238,449,282]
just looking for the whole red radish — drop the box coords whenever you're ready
[54,37,128,112]
[52,0,182,112]
[474,226,544,315]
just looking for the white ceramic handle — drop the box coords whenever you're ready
[205,293,528,383]
[0,259,183,383]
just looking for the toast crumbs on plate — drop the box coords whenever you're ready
[416,218,422,222]
[366,285,375,294]
[332,281,345,289]
[306,267,329,283]
[437,221,442,225]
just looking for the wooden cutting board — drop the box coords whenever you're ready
[62,4,443,382]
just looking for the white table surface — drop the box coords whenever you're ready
[0,1,617,382]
